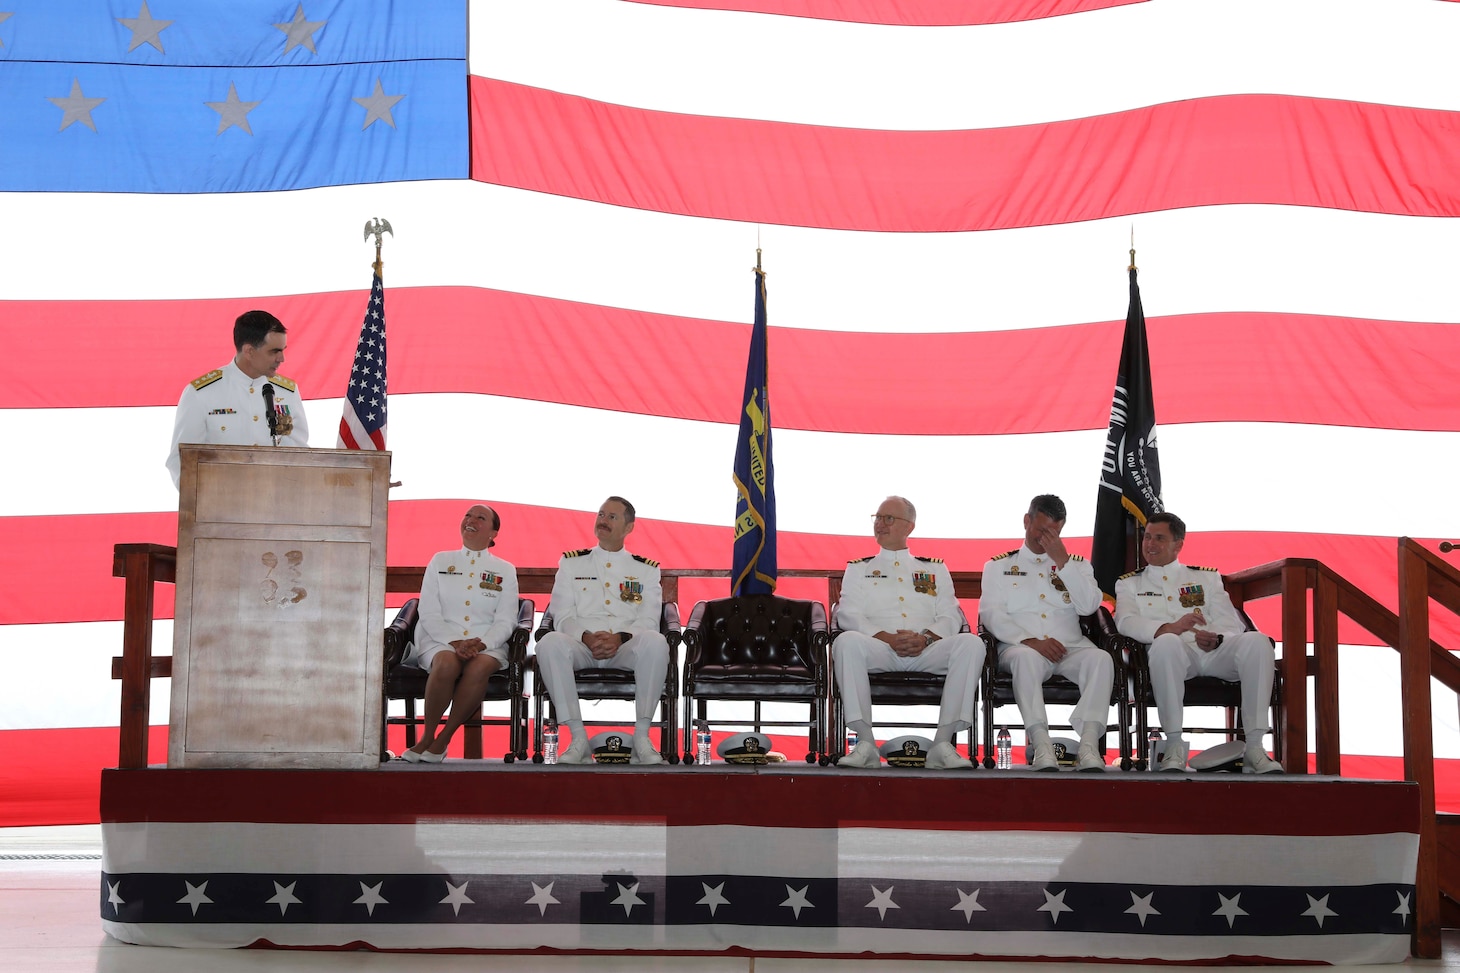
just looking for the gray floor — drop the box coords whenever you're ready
[3,826,1452,972]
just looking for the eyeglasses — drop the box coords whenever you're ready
[870,514,911,525]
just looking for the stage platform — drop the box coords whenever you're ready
[99,763,1419,965]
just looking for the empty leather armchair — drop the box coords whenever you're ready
[680,594,829,765]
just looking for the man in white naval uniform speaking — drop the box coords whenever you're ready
[834,496,983,770]
[1115,511,1282,774]
[980,494,1111,772]
[165,310,309,488]
[535,496,670,765]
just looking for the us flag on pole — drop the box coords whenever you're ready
[337,273,387,450]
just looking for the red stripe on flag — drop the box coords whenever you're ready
[7,291,1458,434]
[471,81,1460,231]
[625,0,1145,27]
[4,503,1456,649]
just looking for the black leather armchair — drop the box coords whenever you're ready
[382,596,534,762]
[530,603,683,763]
[980,607,1132,769]
[680,594,830,765]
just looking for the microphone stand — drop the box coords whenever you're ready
[262,382,280,446]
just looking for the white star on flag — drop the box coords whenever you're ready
[951,888,986,922]
[696,882,730,917]
[780,885,814,919]
[1038,888,1073,924]
[612,882,646,917]
[1125,891,1160,927]
[865,885,900,920]
[354,881,388,917]
[1303,892,1337,928]
[177,880,212,916]
[267,880,302,916]
[1214,892,1248,928]
[440,880,473,916]
[1394,891,1412,924]
[106,881,124,914]
[525,881,559,916]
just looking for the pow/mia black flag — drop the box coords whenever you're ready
[1092,264,1163,597]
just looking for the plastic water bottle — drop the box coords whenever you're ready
[996,727,1012,770]
[696,722,712,765]
[1147,729,1162,771]
[846,727,859,755]
[543,721,558,765]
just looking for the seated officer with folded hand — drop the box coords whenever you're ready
[1114,511,1282,774]
[534,496,670,766]
[833,496,984,770]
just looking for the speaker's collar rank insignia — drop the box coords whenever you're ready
[479,572,503,591]
[620,578,643,603]
[913,571,936,596]
[1179,583,1206,608]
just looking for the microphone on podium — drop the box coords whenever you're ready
[1442,541,1457,554]
[261,382,279,443]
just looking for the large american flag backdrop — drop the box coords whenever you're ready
[2,0,1460,823]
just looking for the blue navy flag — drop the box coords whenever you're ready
[732,263,776,595]
[1092,264,1163,596]
[337,272,387,450]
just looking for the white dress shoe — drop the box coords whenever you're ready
[557,737,591,765]
[1242,749,1284,774]
[630,740,664,765]
[1076,742,1105,772]
[839,739,881,769]
[924,741,973,770]
[1159,740,1189,772]
[399,749,424,764]
[1029,740,1059,771]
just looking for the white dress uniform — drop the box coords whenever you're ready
[166,360,310,487]
[535,545,670,723]
[408,547,520,668]
[1114,560,1276,741]
[979,547,1112,737]
[833,548,983,732]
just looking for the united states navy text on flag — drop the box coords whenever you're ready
[732,262,775,595]
[1092,264,1163,597]
[337,273,387,450]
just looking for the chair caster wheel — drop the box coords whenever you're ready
[532,754,544,764]
[668,753,681,765]
[818,755,831,767]
[805,753,816,764]
[504,753,515,764]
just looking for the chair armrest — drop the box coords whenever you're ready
[661,601,683,649]
[808,600,829,647]
[508,598,535,664]
[383,599,419,669]
[681,600,709,664]
[828,601,843,640]
[534,610,556,643]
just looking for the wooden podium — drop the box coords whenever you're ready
[169,445,390,769]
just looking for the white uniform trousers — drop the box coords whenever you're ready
[1148,631,1276,741]
[534,630,670,724]
[833,631,983,731]
[997,643,1113,737]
